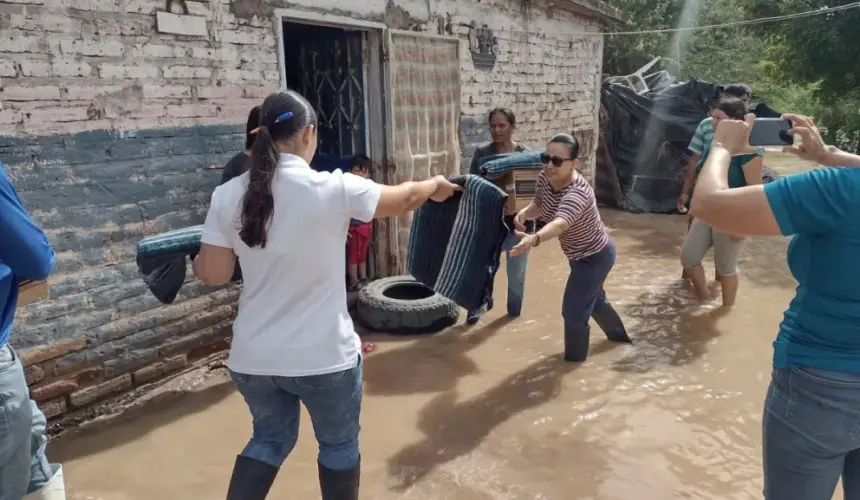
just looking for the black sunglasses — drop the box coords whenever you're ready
[540,152,574,167]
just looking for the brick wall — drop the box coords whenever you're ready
[452,2,605,178]
[0,0,608,421]
[3,125,242,419]
[0,0,275,136]
[0,0,275,420]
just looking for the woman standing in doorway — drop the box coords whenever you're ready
[192,90,458,500]
[510,133,631,362]
[466,107,531,324]
[679,96,763,307]
[690,112,860,500]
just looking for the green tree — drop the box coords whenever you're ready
[602,0,682,78]
[603,0,764,87]
[737,0,860,151]
[605,0,860,151]
[737,0,860,95]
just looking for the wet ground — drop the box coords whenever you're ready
[50,153,827,499]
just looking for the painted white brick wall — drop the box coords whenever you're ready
[0,0,274,135]
[0,0,605,172]
[443,0,604,175]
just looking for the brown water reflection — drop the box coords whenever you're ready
[50,154,826,499]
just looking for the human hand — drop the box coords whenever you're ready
[377,218,387,229]
[712,113,758,156]
[509,230,536,257]
[676,194,689,214]
[781,114,834,164]
[513,209,528,232]
[430,176,461,202]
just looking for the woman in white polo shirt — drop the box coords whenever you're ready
[192,90,458,500]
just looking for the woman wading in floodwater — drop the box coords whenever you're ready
[680,96,763,306]
[192,90,457,500]
[510,133,631,362]
[466,107,531,324]
[691,113,860,500]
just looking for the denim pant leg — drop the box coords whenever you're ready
[0,345,51,500]
[763,367,860,500]
[585,242,629,341]
[289,357,363,471]
[502,231,529,317]
[27,398,52,493]
[845,449,860,499]
[0,344,31,500]
[229,370,302,468]
[562,243,615,329]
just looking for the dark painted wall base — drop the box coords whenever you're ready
[2,124,243,419]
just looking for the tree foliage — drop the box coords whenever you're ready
[604,0,860,151]
[603,0,764,85]
[737,0,860,95]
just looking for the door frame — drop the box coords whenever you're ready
[272,8,390,276]
[273,9,386,159]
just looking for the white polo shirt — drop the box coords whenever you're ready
[201,153,381,377]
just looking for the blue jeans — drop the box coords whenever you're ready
[764,367,860,500]
[562,240,627,338]
[229,356,363,471]
[468,231,529,319]
[0,344,53,500]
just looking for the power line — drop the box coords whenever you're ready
[470,2,860,38]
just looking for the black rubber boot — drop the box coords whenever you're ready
[226,455,279,500]
[318,458,360,500]
[592,301,632,344]
[563,324,590,362]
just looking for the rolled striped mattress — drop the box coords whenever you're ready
[479,150,543,180]
[136,225,204,304]
[407,174,509,312]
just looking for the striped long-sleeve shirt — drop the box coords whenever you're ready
[535,171,609,261]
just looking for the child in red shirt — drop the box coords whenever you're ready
[347,156,385,291]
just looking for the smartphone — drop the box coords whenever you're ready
[749,118,794,147]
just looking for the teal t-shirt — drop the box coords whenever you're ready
[764,166,860,372]
[694,146,763,189]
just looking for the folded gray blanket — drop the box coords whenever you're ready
[479,150,543,180]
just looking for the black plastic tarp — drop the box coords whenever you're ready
[595,74,779,214]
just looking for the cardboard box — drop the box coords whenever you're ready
[17,280,49,308]
[493,170,539,214]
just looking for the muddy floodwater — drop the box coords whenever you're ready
[50,153,836,499]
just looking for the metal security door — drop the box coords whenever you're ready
[383,30,461,273]
[297,28,366,157]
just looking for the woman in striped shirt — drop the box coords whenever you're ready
[510,133,632,362]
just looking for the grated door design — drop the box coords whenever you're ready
[297,31,366,157]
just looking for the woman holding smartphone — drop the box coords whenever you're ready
[691,112,860,500]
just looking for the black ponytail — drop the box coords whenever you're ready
[240,125,278,248]
[239,90,317,248]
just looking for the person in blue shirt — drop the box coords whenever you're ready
[690,113,860,500]
[0,161,62,500]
